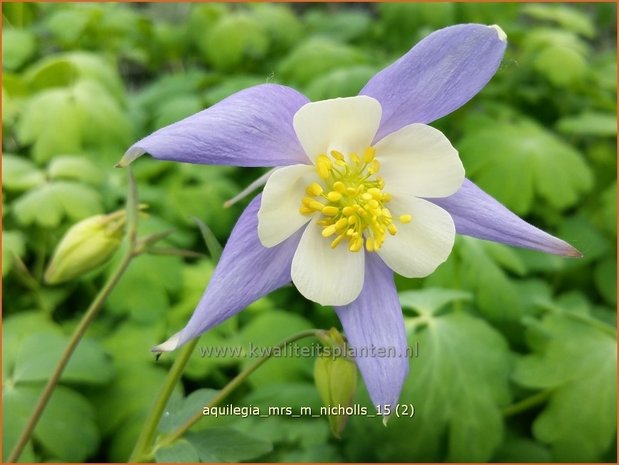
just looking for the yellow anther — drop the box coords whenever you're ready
[322,225,337,237]
[333,181,346,193]
[327,191,343,202]
[330,150,344,161]
[308,200,325,211]
[316,154,332,179]
[363,146,376,163]
[301,145,399,253]
[322,206,339,217]
[316,154,332,168]
[335,218,348,230]
[331,234,345,249]
[365,237,375,252]
[342,206,355,216]
[306,183,323,196]
[349,237,363,252]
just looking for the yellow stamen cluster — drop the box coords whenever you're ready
[299,147,412,253]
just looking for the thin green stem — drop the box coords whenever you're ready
[7,169,140,463]
[138,329,324,461]
[130,215,224,462]
[128,339,199,462]
[502,389,553,417]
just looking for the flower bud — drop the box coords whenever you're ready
[314,328,357,438]
[44,211,125,284]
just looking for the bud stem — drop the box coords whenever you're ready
[8,169,143,463]
[131,329,327,462]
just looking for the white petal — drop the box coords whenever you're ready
[291,220,365,306]
[258,164,315,247]
[375,123,464,198]
[377,194,455,278]
[293,96,382,163]
[152,330,182,353]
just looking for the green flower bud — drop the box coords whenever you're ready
[314,328,357,438]
[44,211,125,284]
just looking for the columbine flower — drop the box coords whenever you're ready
[120,24,579,412]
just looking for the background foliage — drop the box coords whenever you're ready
[2,2,617,462]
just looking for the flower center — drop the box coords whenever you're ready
[299,147,412,253]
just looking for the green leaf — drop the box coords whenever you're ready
[250,4,304,52]
[243,382,323,413]
[153,95,203,129]
[10,331,113,384]
[17,88,83,163]
[89,364,183,461]
[3,384,99,462]
[158,389,219,434]
[155,440,200,463]
[25,52,125,100]
[305,65,377,101]
[2,230,26,277]
[162,177,238,237]
[201,14,269,72]
[18,80,132,162]
[459,120,593,214]
[595,258,617,306]
[493,434,552,462]
[2,29,36,71]
[186,427,273,462]
[13,181,103,228]
[134,70,210,116]
[595,182,617,237]
[48,155,104,185]
[558,214,610,266]
[522,4,595,38]
[426,237,524,322]
[203,75,265,106]
[106,254,183,323]
[236,311,314,387]
[534,45,588,87]
[556,111,617,137]
[513,313,617,461]
[3,313,62,374]
[278,37,366,87]
[377,311,511,461]
[376,3,456,51]
[306,9,371,42]
[43,7,95,45]
[399,288,472,317]
[2,154,45,191]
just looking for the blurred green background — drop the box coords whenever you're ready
[2,2,617,463]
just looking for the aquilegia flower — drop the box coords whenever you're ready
[120,24,579,411]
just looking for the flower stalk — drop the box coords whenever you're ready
[132,329,325,462]
[8,169,141,463]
